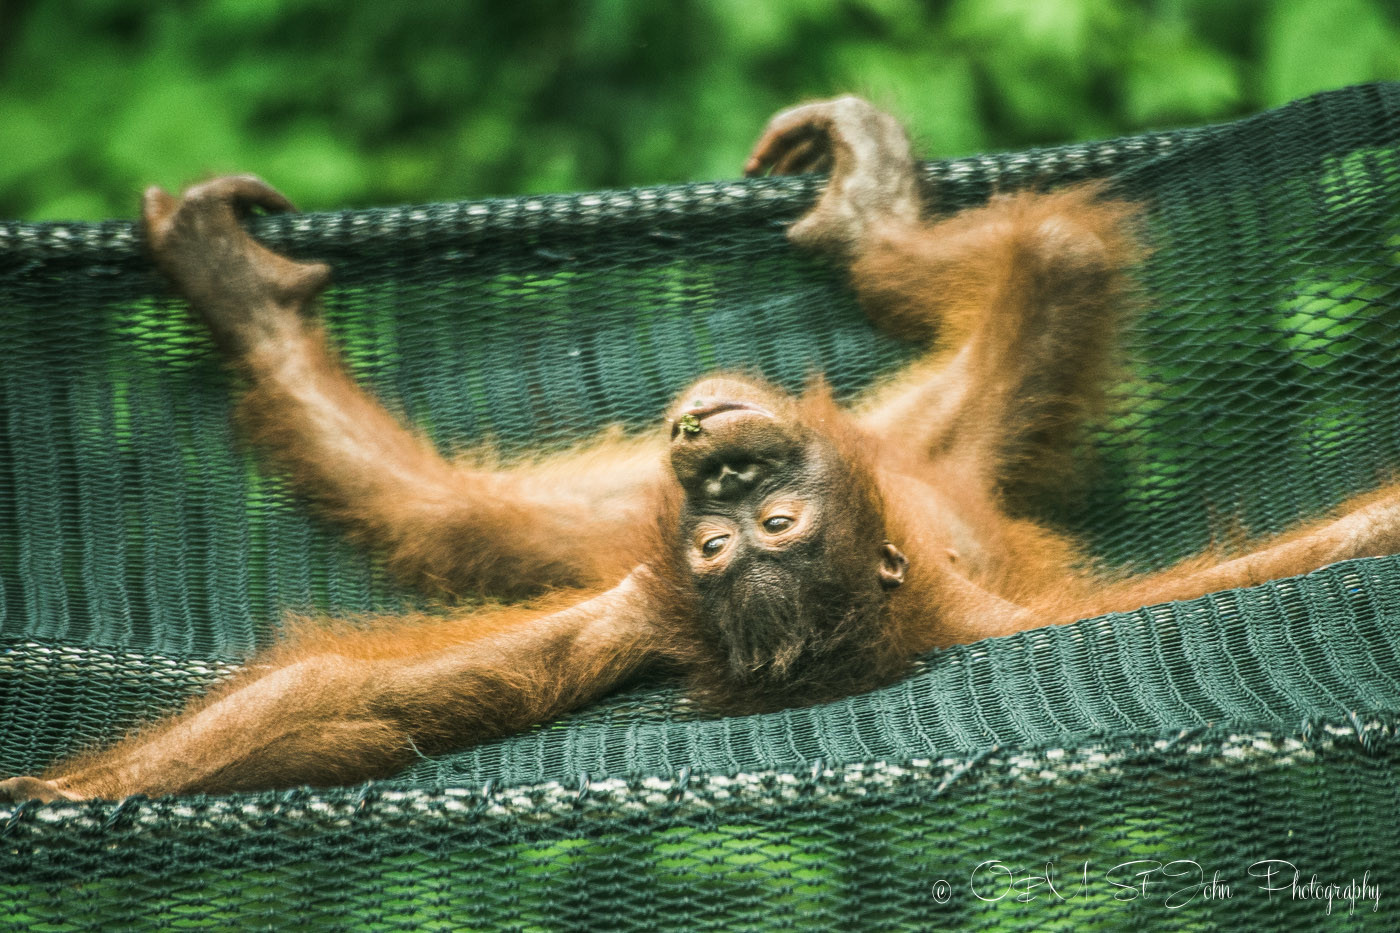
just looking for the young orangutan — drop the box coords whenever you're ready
[3,96,1399,803]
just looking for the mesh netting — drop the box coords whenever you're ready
[4,84,1400,929]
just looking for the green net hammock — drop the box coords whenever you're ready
[4,84,1400,929]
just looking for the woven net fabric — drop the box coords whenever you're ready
[3,84,1400,929]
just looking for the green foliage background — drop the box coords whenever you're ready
[4,0,1400,220]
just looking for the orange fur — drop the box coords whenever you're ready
[7,103,1400,804]
[42,586,658,798]
[238,329,661,598]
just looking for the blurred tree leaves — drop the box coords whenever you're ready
[3,0,1399,220]
[1262,0,1400,105]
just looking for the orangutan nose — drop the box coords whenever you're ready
[705,462,761,500]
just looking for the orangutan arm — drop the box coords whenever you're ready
[143,177,663,599]
[0,574,659,801]
[747,99,1141,506]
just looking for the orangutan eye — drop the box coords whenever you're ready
[762,516,793,533]
[702,535,729,556]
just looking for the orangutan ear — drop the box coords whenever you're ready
[878,542,908,589]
